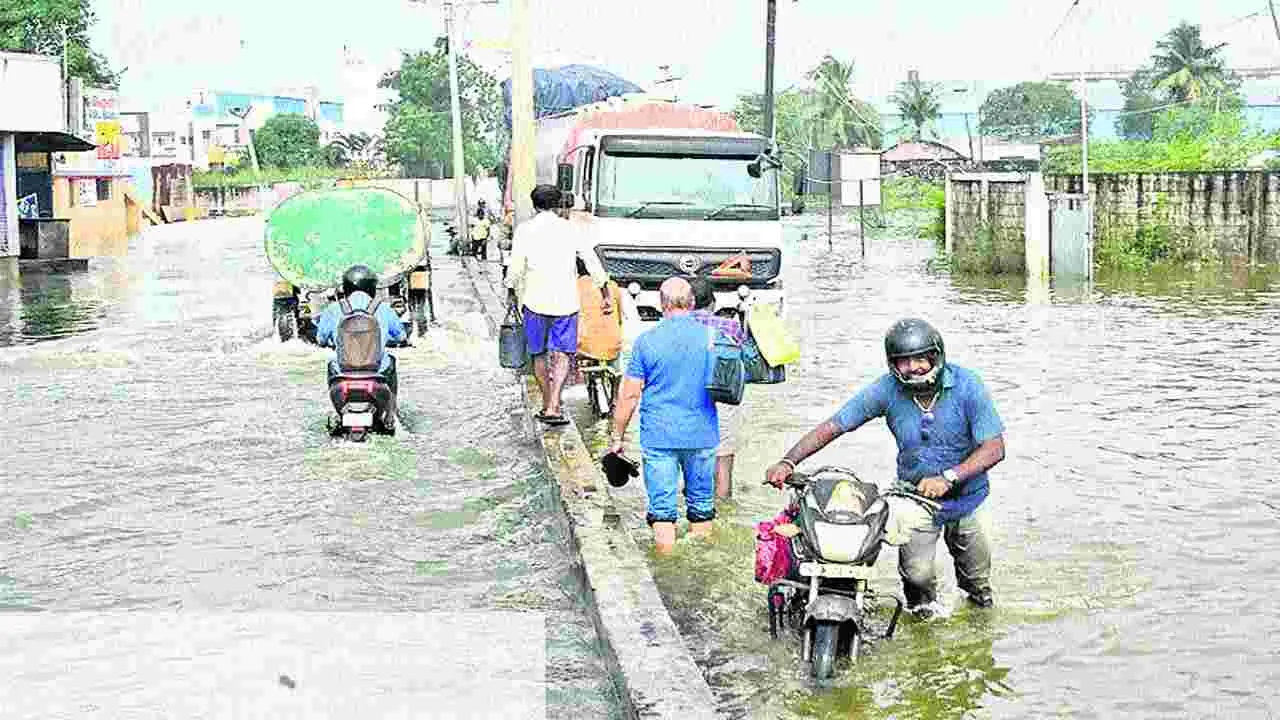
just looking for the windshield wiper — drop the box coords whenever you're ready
[704,203,775,220]
[626,201,692,218]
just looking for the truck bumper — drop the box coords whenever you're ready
[625,287,785,322]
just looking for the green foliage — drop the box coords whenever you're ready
[1117,70,1162,140]
[1151,22,1230,103]
[379,37,503,177]
[252,114,322,169]
[1043,104,1276,174]
[890,77,942,141]
[0,0,115,85]
[868,177,945,243]
[192,165,391,190]
[978,81,1088,139]
[805,55,883,149]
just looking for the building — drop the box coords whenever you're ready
[185,88,345,170]
[0,51,94,263]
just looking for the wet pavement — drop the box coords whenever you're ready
[571,212,1280,719]
[0,218,620,718]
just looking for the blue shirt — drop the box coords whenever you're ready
[625,314,719,449]
[314,291,406,373]
[831,365,1004,525]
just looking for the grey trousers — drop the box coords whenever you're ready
[897,508,992,607]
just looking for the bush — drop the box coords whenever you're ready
[192,166,391,190]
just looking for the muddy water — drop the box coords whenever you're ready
[0,218,620,718]
[572,213,1280,719]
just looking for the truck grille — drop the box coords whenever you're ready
[594,246,781,286]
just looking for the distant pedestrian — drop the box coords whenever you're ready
[687,277,745,500]
[506,184,612,426]
[609,277,719,554]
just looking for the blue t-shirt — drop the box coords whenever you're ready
[625,314,719,449]
[831,365,1004,525]
[315,291,406,374]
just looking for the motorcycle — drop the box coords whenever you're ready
[327,370,396,443]
[321,307,412,443]
[760,466,939,680]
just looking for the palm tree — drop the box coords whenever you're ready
[890,77,942,141]
[1151,22,1229,103]
[805,56,882,149]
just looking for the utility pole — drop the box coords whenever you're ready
[61,25,69,131]
[763,0,777,141]
[443,0,471,243]
[227,106,260,172]
[509,0,536,226]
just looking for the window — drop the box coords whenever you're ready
[97,179,112,201]
[202,130,212,143]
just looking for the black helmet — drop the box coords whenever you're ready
[342,264,378,297]
[884,318,946,395]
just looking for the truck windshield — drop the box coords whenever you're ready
[595,153,778,220]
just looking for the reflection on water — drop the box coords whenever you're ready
[573,214,1280,719]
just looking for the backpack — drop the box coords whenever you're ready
[704,325,745,406]
[336,297,385,372]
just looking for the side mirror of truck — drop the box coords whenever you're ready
[556,163,574,192]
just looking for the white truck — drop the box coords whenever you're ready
[507,95,786,322]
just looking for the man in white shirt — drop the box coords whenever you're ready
[506,185,611,426]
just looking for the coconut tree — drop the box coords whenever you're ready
[805,55,883,149]
[890,77,942,141]
[1151,22,1230,103]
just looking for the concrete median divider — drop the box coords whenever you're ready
[460,257,720,720]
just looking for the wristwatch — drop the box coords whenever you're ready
[942,468,960,488]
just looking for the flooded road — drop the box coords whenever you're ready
[574,213,1280,719]
[0,218,620,718]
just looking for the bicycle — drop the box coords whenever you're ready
[579,355,621,420]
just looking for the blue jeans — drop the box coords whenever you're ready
[641,446,717,525]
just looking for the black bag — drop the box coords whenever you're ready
[742,332,786,384]
[336,297,385,371]
[499,303,527,370]
[704,325,745,406]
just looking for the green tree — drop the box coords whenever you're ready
[0,0,116,85]
[890,77,942,140]
[1116,70,1162,140]
[805,55,882,149]
[252,113,322,169]
[379,37,503,177]
[1152,22,1229,103]
[978,81,1088,139]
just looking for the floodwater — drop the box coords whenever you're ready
[0,218,620,718]
[573,212,1280,719]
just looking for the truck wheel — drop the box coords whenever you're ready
[276,309,297,342]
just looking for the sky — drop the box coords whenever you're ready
[90,0,1280,132]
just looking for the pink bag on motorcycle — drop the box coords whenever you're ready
[755,511,796,585]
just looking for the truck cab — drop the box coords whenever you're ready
[555,127,784,324]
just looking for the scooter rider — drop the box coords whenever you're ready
[315,264,407,397]
[764,318,1006,616]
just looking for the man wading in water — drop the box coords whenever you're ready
[765,318,1006,618]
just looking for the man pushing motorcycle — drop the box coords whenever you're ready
[765,318,1006,617]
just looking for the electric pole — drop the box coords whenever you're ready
[509,0,535,226]
[763,0,777,141]
[444,0,471,243]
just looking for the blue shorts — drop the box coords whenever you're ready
[641,446,717,524]
[524,308,578,356]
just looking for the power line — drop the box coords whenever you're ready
[1047,0,1084,46]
